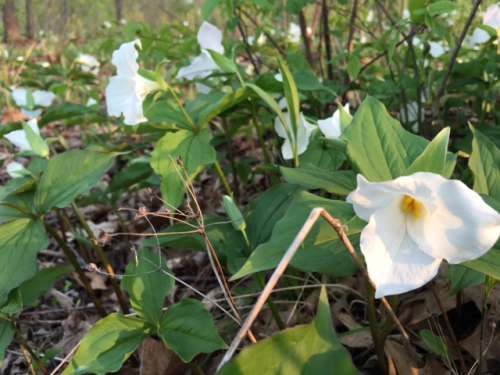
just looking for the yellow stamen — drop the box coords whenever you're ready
[401,195,425,219]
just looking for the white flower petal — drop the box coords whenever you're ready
[197,22,224,54]
[105,76,146,125]
[361,198,442,298]
[288,22,301,43]
[406,173,500,264]
[484,4,500,29]
[6,161,26,178]
[177,51,218,80]
[429,41,446,58]
[33,90,55,107]
[318,104,349,139]
[296,113,315,154]
[21,108,42,119]
[4,119,39,152]
[11,87,28,107]
[112,39,141,77]
[274,73,283,82]
[470,27,491,45]
[195,82,212,94]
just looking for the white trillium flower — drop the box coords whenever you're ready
[11,87,55,108]
[467,28,491,47]
[4,119,40,152]
[6,161,26,178]
[484,4,500,30]
[86,97,98,106]
[429,41,446,58]
[177,22,224,81]
[105,39,159,126]
[318,103,350,140]
[288,22,301,43]
[76,53,100,74]
[347,173,500,298]
[274,101,315,160]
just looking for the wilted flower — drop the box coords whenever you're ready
[484,4,500,29]
[347,173,500,298]
[318,103,350,140]
[4,119,41,152]
[274,99,315,160]
[76,53,100,74]
[105,39,159,126]
[429,41,446,58]
[177,22,224,81]
[6,161,26,178]
[11,87,55,119]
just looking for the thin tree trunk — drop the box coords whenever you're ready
[25,0,36,40]
[115,0,124,22]
[3,0,23,43]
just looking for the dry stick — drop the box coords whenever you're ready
[346,0,358,53]
[431,287,467,374]
[432,0,483,126]
[49,342,80,375]
[298,10,314,66]
[218,208,409,370]
[321,0,334,81]
[234,7,260,75]
[44,224,106,316]
[70,203,129,314]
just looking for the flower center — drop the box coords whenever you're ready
[401,195,425,219]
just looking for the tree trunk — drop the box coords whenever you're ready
[3,0,23,43]
[25,0,36,40]
[115,0,124,22]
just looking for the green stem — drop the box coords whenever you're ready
[366,283,388,374]
[213,161,234,198]
[250,103,273,166]
[44,224,105,316]
[165,84,196,130]
[71,203,129,314]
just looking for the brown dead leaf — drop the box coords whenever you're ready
[337,312,373,348]
[385,339,424,375]
[138,338,188,375]
[1,108,27,124]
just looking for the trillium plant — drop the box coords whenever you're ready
[1,1,500,375]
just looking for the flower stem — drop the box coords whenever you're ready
[44,224,105,316]
[71,203,129,314]
[366,283,388,374]
[213,160,234,198]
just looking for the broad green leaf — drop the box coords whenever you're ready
[347,54,361,81]
[281,166,356,196]
[344,96,427,181]
[427,1,456,17]
[405,127,455,177]
[40,103,105,126]
[23,123,49,158]
[469,127,500,201]
[299,136,346,172]
[218,286,357,375]
[63,313,145,375]
[0,219,48,306]
[232,192,364,279]
[279,58,300,137]
[34,149,114,213]
[223,195,246,232]
[194,87,249,127]
[202,0,221,19]
[108,159,153,192]
[122,249,174,326]
[1,265,72,315]
[150,128,216,207]
[419,329,449,357]
[207,49,238,74]
[245,83,289,134]
[0,319,14,365]
[447,264,485,295]
[246,184,301,248]
[159,299,226,362]
[463,247,500,280]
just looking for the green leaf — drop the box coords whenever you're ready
[218,286,357,375]
[419,329,449,357]
[405,127,455,177]
[150,128,216,208]
[194,87,249,127]
[122,249,174,326]
[299,136,346,172]
[108,159,153,192]
[347,53,362,81]
[427,1,456,17]
[281,166,356,196]
[232,191,364,279]
[34,149,114,213]
[63,313,145,375]
[0,219,48,306]
[462,247,500,280]
[245,83,289,135]
[223,195,246,232]
[0,319,14,365]
[40,103,105,126]
[447,264,485,295]
[207,49,238,74]
[469,127,500,201]
[343,96,427,181]
[202,0,221,19]
[23,123,49,158]
[159,299,226,362]
[2,265,72,315]
[278,58,301,155]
